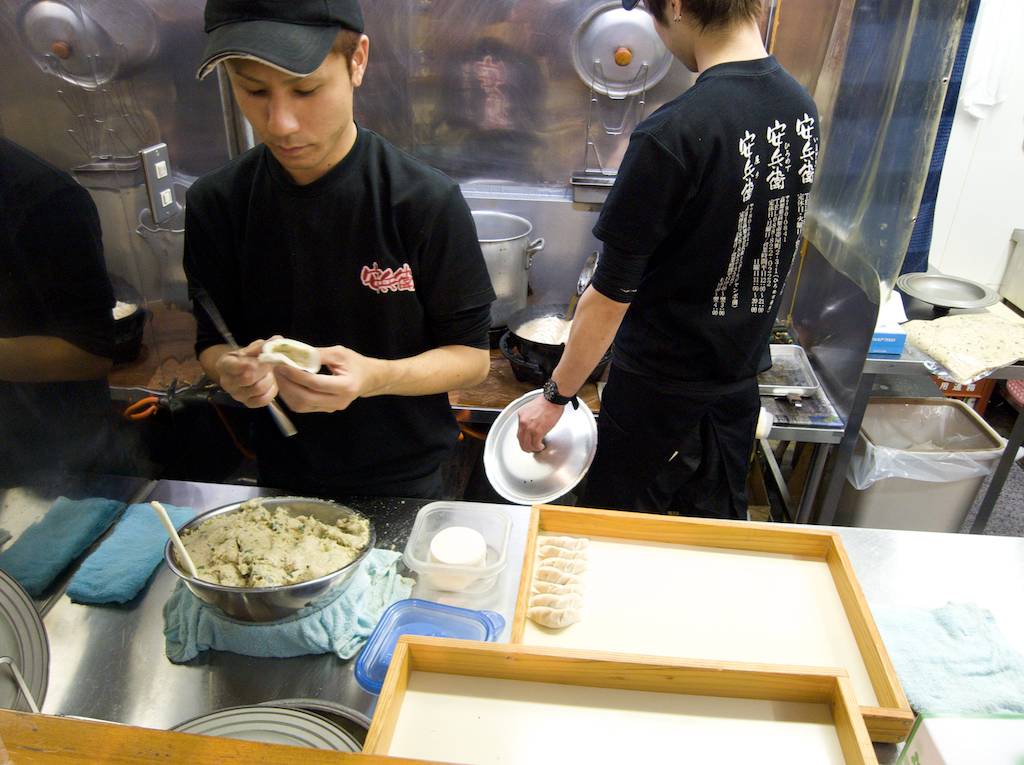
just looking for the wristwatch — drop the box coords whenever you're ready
[542,379,579,408]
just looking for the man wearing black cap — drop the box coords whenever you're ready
[517,0,818,520]
[184,0,496,499]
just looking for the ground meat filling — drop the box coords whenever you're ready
[181,499,371,587]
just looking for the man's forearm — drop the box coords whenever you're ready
[364,345,490,397]
[551,287,629,396]
[0,336,112,382]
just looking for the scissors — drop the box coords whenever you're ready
[123,395,160,420]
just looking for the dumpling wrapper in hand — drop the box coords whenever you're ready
[258,338,321,373]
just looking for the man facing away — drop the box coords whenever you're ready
[517,0,820,520]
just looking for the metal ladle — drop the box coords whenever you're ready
[564,250,600,322]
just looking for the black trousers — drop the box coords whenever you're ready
[259,465,445,501]
[580,365,760,520]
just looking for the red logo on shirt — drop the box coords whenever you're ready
[360,262,416,294]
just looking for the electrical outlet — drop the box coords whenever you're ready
[139,143,177,225]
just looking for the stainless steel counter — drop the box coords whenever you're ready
[38,480,530,730]
[6,478,1022,762]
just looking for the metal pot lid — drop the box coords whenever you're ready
[172,705,360,752]
[0,568,49,712]
[896,272,1000,310]
[485,390,597,504]
[256,698,369,746]
[572,1,674,98]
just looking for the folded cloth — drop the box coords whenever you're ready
[67,502,196,605]
[874,602,1024,714]
[163,548,414,664]
[0,496,124,597]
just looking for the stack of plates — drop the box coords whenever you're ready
[173,705,361,751]
[0,568,48,712]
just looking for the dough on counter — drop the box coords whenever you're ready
[527,604,581,629]
[538,535,589,551]
[538,544,587,561]
[534,565,580,586]
[180,499,370,587]
[541,556,587,575]
[529,592,582,611]
[532,579,584,596]
[258,338,322,373]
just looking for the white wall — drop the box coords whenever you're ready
[929,0,1024,289]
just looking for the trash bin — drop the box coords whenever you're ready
[836,397,1005,532]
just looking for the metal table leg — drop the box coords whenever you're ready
[759,438,795,522]
[817,372,876,526]
[796,443,830,525]
[970,406,1024,534]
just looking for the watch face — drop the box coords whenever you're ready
[543,380,557,401]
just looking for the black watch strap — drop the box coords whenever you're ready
[543,380,579,408]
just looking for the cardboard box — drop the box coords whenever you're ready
[896,715,1024,765]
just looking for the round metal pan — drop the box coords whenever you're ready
[485,390,598,504]
[172,705,359,751]
[896,272,1000,312]
[0,568,48,712]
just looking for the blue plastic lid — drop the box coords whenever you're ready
[354,598,505,694]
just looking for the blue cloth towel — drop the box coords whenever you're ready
[163,548,414,664]
[0,496,124,597]
[874,602,1024,714]
[67,502,196,605]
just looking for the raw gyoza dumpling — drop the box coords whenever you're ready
[258,338,321,373]
[532,579,584,596]
[529,592,582,611]
[538,544,588,561]
[540,556,586,575]
[538,535,589,551]
[534,565,579,586]
[528,604,581,629]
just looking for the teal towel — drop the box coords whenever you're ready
[875,602,1024,714]
[163,548,414,664]
[67,503,196,605]
[0,496,124,597]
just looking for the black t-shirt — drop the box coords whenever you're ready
[183,127,495,494]
[0,139,114,479]
[591,56,820,384]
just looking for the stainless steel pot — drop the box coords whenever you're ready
[164,497,376,622]
[472,211,545,328]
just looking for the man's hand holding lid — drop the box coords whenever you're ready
[215,339,279,408]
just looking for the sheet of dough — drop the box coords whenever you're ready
[524,537,878,707]
[388,672,847,765]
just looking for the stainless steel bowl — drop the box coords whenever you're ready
[164,497,375,622]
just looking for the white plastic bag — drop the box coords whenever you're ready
[846,401,1008,490]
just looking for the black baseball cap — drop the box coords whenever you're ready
[622,0,642,9]
[197,0,364,80]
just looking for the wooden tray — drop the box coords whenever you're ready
[511,505,913,742]
[364,637,878,764]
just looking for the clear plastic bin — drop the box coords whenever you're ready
[402,502,511,593]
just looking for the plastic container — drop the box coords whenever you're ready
[354,599,504,694]
[403,502,511,593]
[837,398,1005,532]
